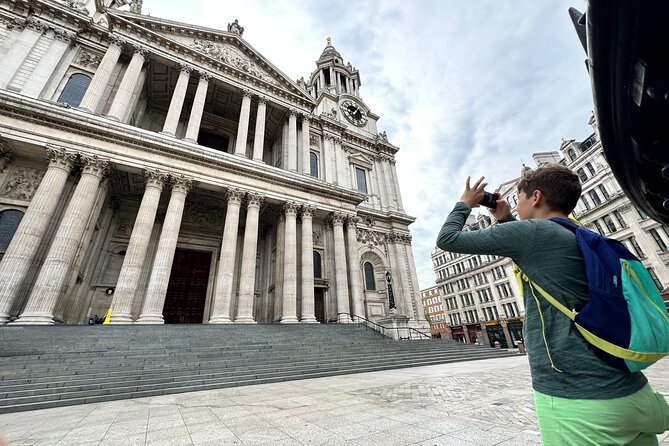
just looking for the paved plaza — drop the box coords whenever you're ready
[1,355,668,446]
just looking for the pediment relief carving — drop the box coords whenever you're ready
[347,151,374,169]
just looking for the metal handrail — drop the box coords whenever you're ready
[338,313,432,340]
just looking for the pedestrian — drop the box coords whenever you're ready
[436,164,669,445]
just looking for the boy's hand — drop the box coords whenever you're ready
[489,199,513,222]
[459,176,486,208]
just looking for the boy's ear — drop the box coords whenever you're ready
[531,190,543,208]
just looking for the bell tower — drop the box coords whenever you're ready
[307,38,361,99]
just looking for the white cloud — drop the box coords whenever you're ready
[146,0,595,290]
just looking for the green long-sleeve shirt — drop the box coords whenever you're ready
[437,202,647,399]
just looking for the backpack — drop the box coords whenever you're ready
[515,217,669,373]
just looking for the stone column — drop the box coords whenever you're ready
[330,212,350,323]
[184,71,211,143]
[280,201,299,323]
[323,134,333,184]
[287,109,298,171]
[383,157,396,210]
[301,115,311,174]
[79,35,124,113]
[300,205,316,323]
[14,155,109,325]
[136,175,192,324]
[375,156,389,210]
[333,136,343,186]
[346,215,364,318]
[234,90,252,157]
[0,19,45,89]
[106,45,147,121]
[161,64,192,136]
[0,147,76,324]
[235,192,264,323]
[22,30,74,98]
[252,96,266,161]
[209,188,244,324]
[389,159,405,211]
[110,170,167,323]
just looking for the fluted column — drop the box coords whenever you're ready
[330,212,350,323]
[161,64,192,136]
[110,170,167,323]
[234,90,252,157]
[209,188,244,324]
[107,45,147,121]
[136,175,192,324]
[252,96,266,161]
[346,215,364,318]
[14,155,109,325]
[0,148,76,324]
[301,115,311,174]
[287,109,297,171]
[79,35,124,113]
[280,201,299,323]
[235,192,264,323]
[300,205,317,323]
[184,71,210,143]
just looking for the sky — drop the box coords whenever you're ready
[144,0,595,290]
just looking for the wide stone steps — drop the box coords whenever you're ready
[0,324,517,413]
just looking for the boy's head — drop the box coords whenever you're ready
[516,164,581,219]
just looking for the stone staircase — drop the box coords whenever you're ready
[0,324,519,413]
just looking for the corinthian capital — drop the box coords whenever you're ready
[301,204,315,219]
[80,154,110,178]
[45,146,77,172]
[328,211,346,226]
[170,174,193,194]
[226,187,244,205]
[246,192,264,208]
[109,34,126,48]
[283,201,299,215]
[144,169,167,190]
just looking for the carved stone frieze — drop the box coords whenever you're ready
[309,134,320,147]
[190,40,278,86]
[75,50,103,69]
[2,167,45,201]
[356,228,386,247]
[183,196,224,228]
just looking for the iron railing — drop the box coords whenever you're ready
[338,313,432,340]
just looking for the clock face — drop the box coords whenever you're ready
[340,100,368,127]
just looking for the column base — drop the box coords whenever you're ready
[252,158,265,163]
[300,317,318,324]
[0,312,12,325]
[184,138,197,144]
[337,314,351,323]
[159,130,176,137]
[135,313,165,324]
[10,312,56,325]
[234,317,256,324]
[105,115,120,122]
[208,316,234,324]
[280,316,300,324]
[234,152,248,158]
[110,313,133,324]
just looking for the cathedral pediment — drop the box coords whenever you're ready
[107,12,315,104]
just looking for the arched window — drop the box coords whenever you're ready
[313,251,322,278]
[0,210,24,252]
[567,149,577,161]
[57,73,92,107]
[577,168,587,183]
[310,152,319,177]
[364,261,376,290]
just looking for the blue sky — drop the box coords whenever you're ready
[145,0,595,289]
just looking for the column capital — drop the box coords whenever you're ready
[246,192,264,208]
[301,204,315,218]
[144,169,167,190]
[45,146,77,171]
[6,17,26,31]
[282,201,299,216]
[256,95,268,105]
[288,108,298,118]
[25,18,48,34]
[109,34,126,48]
[301,113,311,122]
[242,89,253,99]
[226,187,245,204]
[0,141,15,173]
[198,70,212,82]
[53,29,76,44]
[346,214,360,227]
[80,154,109,178]
[170,174,193,194]
[179,63,193,75]
[132,44,149,58]
[328,211,346,226]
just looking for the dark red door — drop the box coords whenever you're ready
[163,250,212,324]
[314,288,325,323]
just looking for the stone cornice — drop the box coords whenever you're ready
[0,90,365,209]
[106,12,316,110]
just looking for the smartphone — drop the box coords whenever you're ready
[478,191,499,209]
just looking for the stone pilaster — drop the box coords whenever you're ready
[235,192,264,323]
[280,201,299,323]
[161,64,192,136]
[79,35,124,113]
[14,155,108,325]
[184,71,210,143]
[136,175,192,324]
[107,45,148,121]
[252,96,266,161]
[346,215,365,318]
[287,110,298,171]
[323,134,334,184]
[234,90,252,157]
[389,158,405,211]
[330,212,350,323]
[110,169,167,323]
[0,147,76,324]
[209,188,244,324]
[301,114,311,174]
[300,205,317,323]
[22,30,75,98]
[0,19,46,89]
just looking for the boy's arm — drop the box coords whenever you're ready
[436,202,533,259]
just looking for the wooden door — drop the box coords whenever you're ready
[314,288,325,323]
[163,250,212,324]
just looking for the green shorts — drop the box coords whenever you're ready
[534,383,669,446]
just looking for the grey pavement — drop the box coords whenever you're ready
[1,355,668,446]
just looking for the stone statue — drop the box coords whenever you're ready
[228,19,244,36]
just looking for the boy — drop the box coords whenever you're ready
[436,164,669,445]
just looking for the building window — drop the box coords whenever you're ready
[588,190,601,206]
[647,268,664,291]
[313,251,322,278]
[593,221,605,235]
[637,207,648,220]
[577,168,587,183]
[580,197,591,211]
[585,162,596,176]
[613,210,627,228]
[363,262,376,290]
[0,209,24,252]
[57,73,92,107]
[598,185,610,200]
[603,215,617,233]
[628,236,645,258]
[355,167,368,193]
[649,229,668,252]
[309,152,319,177]
[567,148,577,161]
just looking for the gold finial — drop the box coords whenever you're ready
[326,37,332,45]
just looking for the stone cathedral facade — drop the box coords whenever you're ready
[0,0,426,327]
